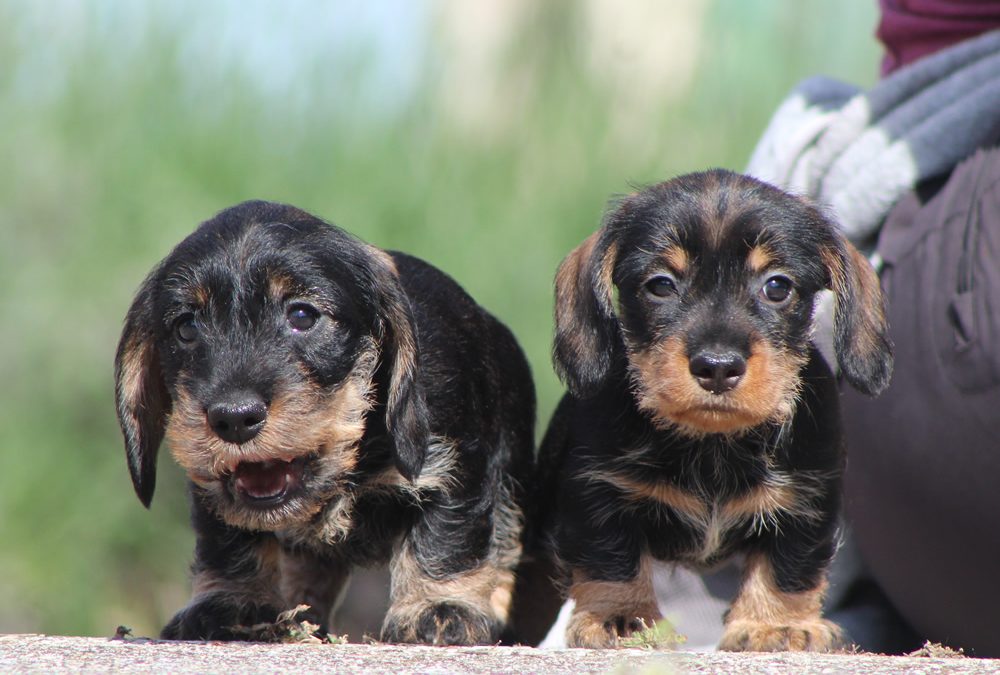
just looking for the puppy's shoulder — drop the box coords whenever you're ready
[387,250,520,345]
[387,251,463,297]
[782,347,845,471]
[541,379,649,464]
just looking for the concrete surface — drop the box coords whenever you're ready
[0,634,995,674]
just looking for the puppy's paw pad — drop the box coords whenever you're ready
[566,609,662,648]
[719,618,843,652]
[382,602,498,646]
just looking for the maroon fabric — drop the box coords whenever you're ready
[878,0,1000,75]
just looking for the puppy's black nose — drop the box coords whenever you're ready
[207,395,267,444]
[689,351,747,394]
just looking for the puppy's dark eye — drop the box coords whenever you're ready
[174,313,198,343]
[287,303,320,331]
[645,275,677,298]
[762,276,793,303]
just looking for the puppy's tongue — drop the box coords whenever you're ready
[233,459,298,500]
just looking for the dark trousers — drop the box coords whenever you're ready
[841,145,1000,657]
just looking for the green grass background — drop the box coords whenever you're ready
[0,1,880,636]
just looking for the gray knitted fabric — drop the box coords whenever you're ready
[747,29,1000,245]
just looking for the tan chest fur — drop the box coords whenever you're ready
[587,469,824,563]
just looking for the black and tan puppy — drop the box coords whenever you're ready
[114,200,535,645]
[539,169,892,651]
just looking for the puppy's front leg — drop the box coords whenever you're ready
[161,521,283,640]
[380,496,515,645]
[565,556,662,648]
[719,551,843,652]
[160,492,350,641]
[556,468,661,648]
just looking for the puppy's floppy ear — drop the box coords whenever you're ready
[822,229,894,396]
[553,229,619,398]
[368,249,429,481]
[114,274,170,508]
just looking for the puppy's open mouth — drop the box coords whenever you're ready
[230,457,307,505]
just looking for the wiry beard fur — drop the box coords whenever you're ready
[165,345,378,531]
[625,335,806,438]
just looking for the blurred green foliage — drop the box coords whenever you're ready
[0,1,879,637]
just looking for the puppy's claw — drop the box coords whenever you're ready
[381,601,499,646]
[160,592,284,642]
[718,618,843,652]
[566,608,662,648]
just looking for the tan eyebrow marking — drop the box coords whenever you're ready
[662,244,689,275]
[748,245,773,274]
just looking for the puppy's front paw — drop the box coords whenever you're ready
[160,592,283,641]
[718,618,843,652]
[381,601,500,646]
[566,608,662,648]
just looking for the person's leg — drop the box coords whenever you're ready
[841,147,1000,657]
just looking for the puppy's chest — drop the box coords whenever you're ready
[592,452,820,565]
[276,490,413,564]
[281,439,462,561]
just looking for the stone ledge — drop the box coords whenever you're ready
[0,634,989,674]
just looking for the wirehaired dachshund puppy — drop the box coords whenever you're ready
[540,169,893,651]
[114,200,536,645]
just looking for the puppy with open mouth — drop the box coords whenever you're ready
[115,200,536,645]
[538,169,893,651]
